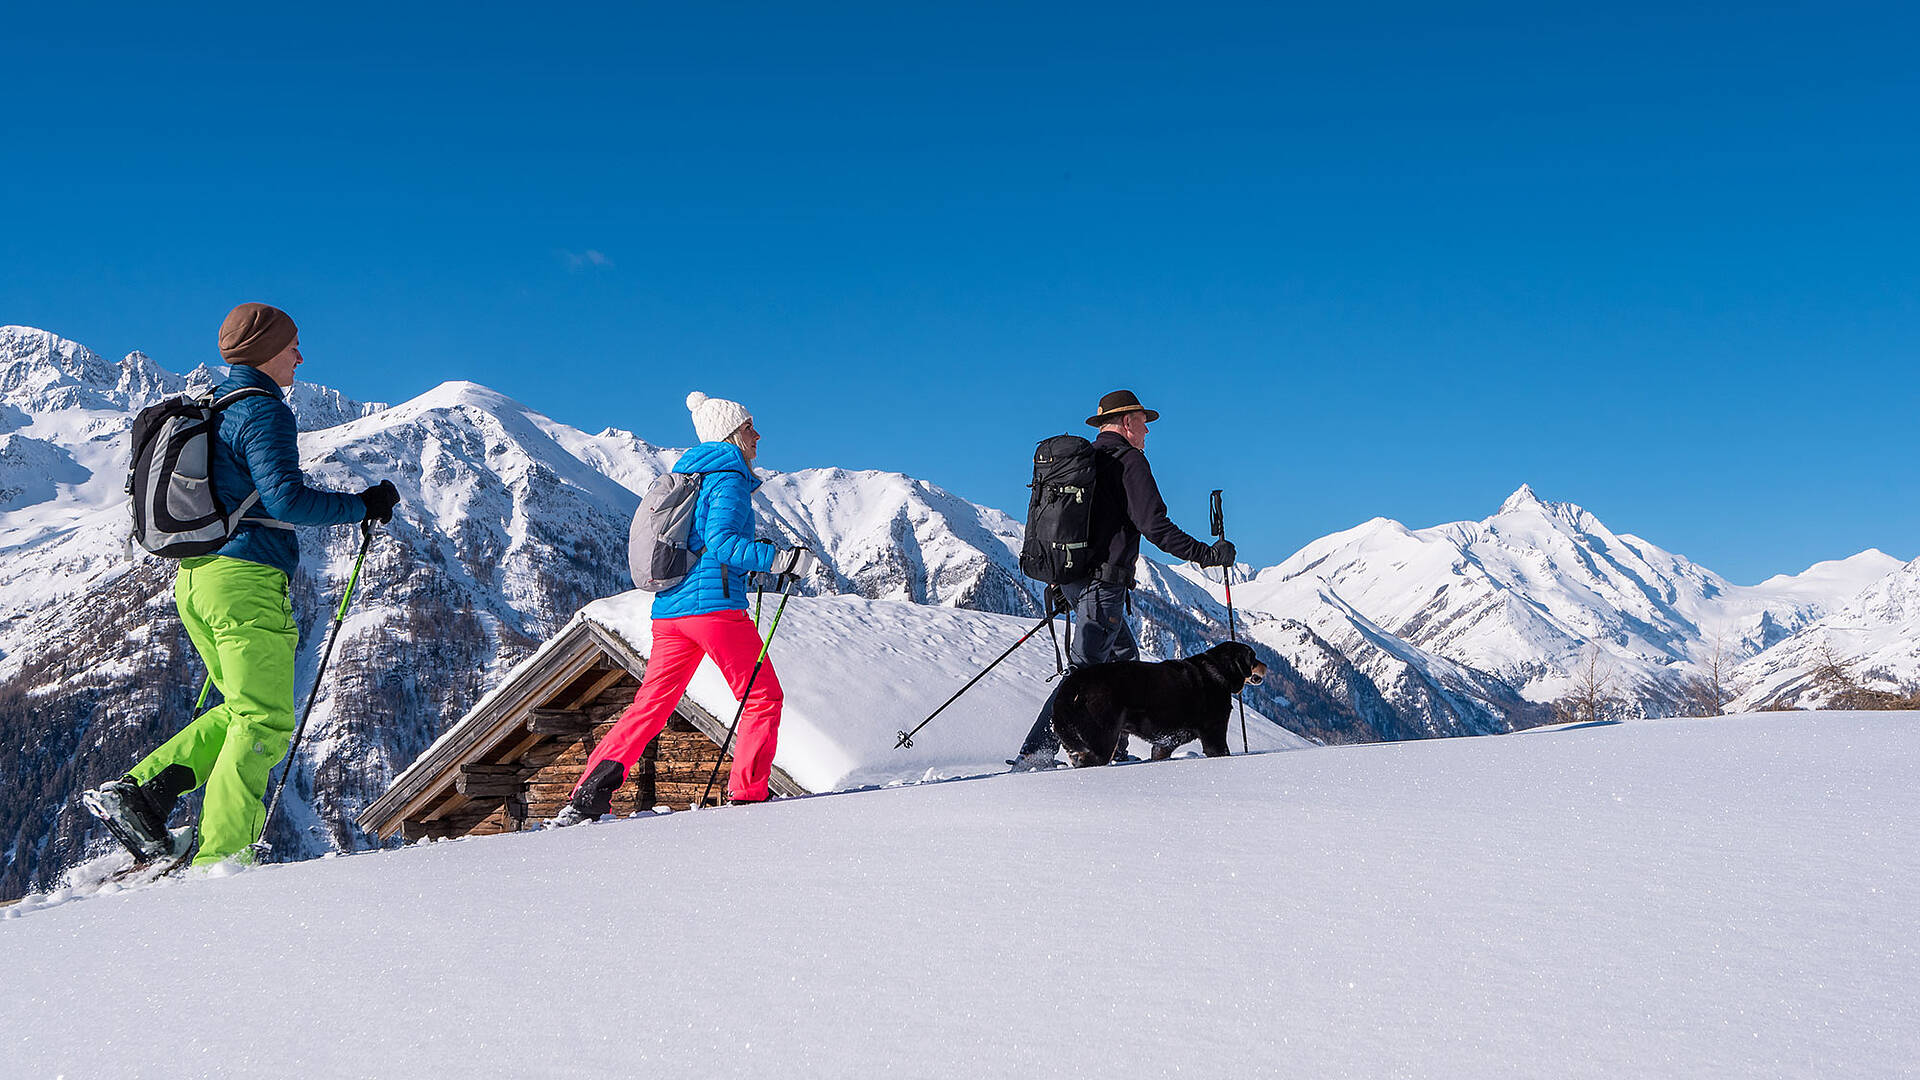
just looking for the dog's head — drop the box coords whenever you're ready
[1204,641,1267,688]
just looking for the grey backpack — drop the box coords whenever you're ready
[627,471,707,591]
[126,387,280,558]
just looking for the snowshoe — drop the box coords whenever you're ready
[544,804,597,829]
[81,778,172,861]
[99,826,197,887]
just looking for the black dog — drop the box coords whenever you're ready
[1050,642,1268,767]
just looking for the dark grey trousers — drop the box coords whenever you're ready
[1016,579,1140,757]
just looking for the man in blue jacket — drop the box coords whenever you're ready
[85,303,399,866]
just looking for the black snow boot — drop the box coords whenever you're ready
[547,760,624,828]
[140,764,196,825]
[82,775,172,860]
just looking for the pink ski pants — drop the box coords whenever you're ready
[577,609,784,802]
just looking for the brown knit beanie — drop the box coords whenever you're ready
[218,303,298,367]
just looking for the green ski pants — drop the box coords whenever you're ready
[131,556,298,867]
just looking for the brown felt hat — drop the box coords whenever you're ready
[218,303,298,367]
[1085,389,1160,427]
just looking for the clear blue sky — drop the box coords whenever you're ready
[4,2,1914,583]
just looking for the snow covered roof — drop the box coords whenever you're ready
[364,591,1308,836]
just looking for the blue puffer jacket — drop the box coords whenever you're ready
[209,364,367,579]
[651,440,778,619]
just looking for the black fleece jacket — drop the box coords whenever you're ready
[1089,430,1212,584]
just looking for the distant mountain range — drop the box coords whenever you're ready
[1175,484,1903,730]
[1,324,1910,899]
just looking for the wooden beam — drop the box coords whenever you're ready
[419,791,470,822]
[529,708,596,736]
[553,666,630,712]
[455,778,523,798]
[455,763,526,798]
[401,818,455,842]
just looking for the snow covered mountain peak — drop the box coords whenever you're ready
[0,326,143,413]
[1753,549,1905,597]
[1497,482,1543,513]
[1485,483,1610,541]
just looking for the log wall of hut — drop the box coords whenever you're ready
[399,671,735,842]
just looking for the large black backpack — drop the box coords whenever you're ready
[1019,434,1105,585]
[126,387,277,558]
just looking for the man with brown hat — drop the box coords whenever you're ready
[83,303,400,868]
[1008,389,1236,771]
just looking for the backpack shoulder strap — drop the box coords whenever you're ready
[210,387,290,529]
[210,386,277,411]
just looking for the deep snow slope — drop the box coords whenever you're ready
[6,711,1913,1079]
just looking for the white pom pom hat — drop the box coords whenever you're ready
[686,391,754,445]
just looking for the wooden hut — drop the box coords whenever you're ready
[356,614,804,843]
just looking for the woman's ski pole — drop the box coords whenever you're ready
[699,573,798,808]
[254,520,375,858]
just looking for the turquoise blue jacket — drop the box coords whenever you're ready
[651,440,777,619]
[210,364,366,579]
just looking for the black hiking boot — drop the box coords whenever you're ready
[82,776,172,861]
[546,760,624,828]
[141,764,196,823]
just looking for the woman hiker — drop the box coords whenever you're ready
[549,391,815,825]
[83,302,400,867]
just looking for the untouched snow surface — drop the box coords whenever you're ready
[6,711,1915,1078]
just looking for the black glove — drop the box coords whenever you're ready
[358,480,399,524]
[1203,539,1236,568]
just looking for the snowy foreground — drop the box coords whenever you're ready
[6,712,1916,1079]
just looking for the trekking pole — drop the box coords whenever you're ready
[698,573,797,809]
[1211,490,1248,754]
[894,590,1070,750]
[254,519,375,858]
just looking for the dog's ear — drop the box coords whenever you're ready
[1233,642,1257,677]
[1197,643,1241,688]
[1205,641,1237,667]
[1216,642,1255,680]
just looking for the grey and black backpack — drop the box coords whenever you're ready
[627,471,708,591]
[127,387,277,558]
